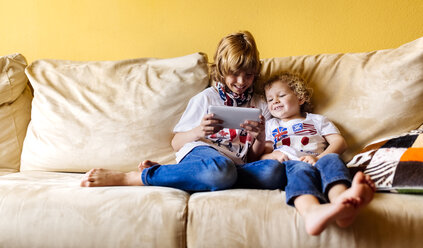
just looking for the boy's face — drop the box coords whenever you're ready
[224,71,254,95]
[265,81,305,122]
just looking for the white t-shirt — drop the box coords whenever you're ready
[173,87,271,165]
[265,113,340,160]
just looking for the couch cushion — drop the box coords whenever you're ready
[0,171,189,248]
[187,189,423,248]
[347,126,423,193]
[21,53,209,172]
[0,171,14,176]
[0,54,32,173]
[259,37,423,161]
[0,53,28,105]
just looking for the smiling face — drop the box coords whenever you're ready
[265,80,305,121]
[211,31,260,91]
[224,71,255,95]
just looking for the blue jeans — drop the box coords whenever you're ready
[283,153,351,206]
[141,146,286,191]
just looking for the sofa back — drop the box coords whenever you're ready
[20,53,209,172]
[1,37,423,173]
[259,37,423,160]
[0,54,32,174]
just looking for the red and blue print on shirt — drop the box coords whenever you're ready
[272,127,288,146]
[292,123,317,135]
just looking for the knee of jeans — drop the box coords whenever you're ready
[315,153,343,168]
[286,161,314,174]
[203,157,237,191]
[259,160,286,188]
[319,153,340,162]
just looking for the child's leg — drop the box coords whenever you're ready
[284,160,357,235]
[284,160,327,205]
[80,169,145,187]
[327,171,375,205]
[141,146,237,191]
[314,153,352,198]
[235,159,286,189]
[315,153,375,206]
[80,160,158,187]
[293,194,358,236]
[315,154,375,228]
[328,172,376,227]
[81,146,238,191]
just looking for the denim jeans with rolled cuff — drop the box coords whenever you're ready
[284,153,351,206]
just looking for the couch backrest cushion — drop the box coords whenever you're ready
[21,53,209,172]
[259,37,423,161]
[0,53,32,173]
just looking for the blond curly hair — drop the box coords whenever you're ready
[263,73,313,113]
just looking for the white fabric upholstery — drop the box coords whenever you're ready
[0,53,31,173]
[187,189,423,248]
[21,53,209,172]
[0,171,189,248]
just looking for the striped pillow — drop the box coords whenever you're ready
[347,126,423,193]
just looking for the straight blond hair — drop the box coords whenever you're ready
[210,31,260,84]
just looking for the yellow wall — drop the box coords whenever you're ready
[1,0,422,63]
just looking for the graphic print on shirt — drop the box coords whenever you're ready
[272,127,288,149]
[239,129,253,144]
[210,129,229,148]
[272,122,318,151]
[292,123,317,136]
[209,128,250,156]
[265,114,339,161]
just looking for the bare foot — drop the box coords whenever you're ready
[302,199,357,235]
[335,171,376,227]
[138,160,158,171]
[80,168,143,187]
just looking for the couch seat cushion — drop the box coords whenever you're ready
[0,171,189,248]
[187,189,423,248]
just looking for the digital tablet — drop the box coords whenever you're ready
[208,105,262,129]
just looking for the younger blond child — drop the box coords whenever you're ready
[261,73,375,235]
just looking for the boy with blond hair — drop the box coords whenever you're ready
[81,31,285,191]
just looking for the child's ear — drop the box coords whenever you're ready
[299,98,306,105]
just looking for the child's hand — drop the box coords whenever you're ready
[262,150,289,162]
[274,150,290,162]
[240,115,265,141]
[197,113,223,137]
[300,155,318,165]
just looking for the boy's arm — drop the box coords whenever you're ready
[171,113,223,152]
[260,141,278,160]
[317,133,348,158]
[171,127,202,152]
[300,133,347,165]
[263,141,274,155]
[245,115,266,161]
[260,141,290,162]
[248,135,266,161]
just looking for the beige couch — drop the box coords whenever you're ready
[1,37,423,248]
